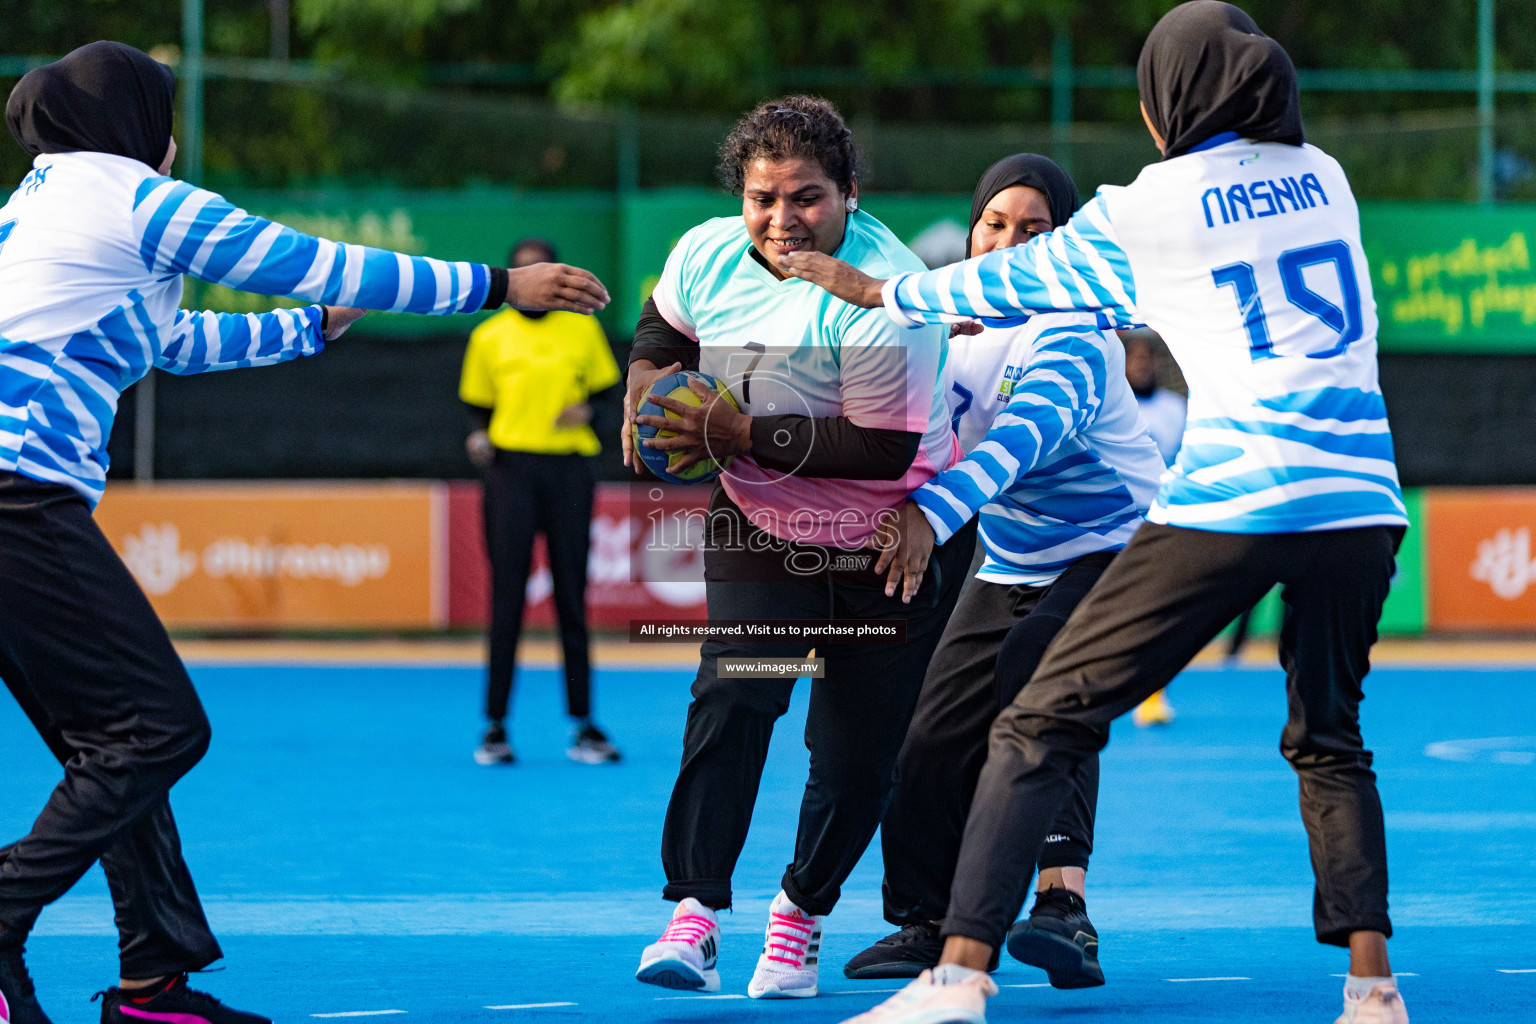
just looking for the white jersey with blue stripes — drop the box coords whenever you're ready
[883,136,1407,535]
[0,151,492,505]
[926,315,1165,586]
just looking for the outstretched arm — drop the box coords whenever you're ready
[157,303,366,376]
[912,326,1111,544]
[155,302,364,375]
[132,177,607,315]
[778,194,1136,328]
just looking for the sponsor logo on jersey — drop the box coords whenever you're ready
[997,364,1026,401]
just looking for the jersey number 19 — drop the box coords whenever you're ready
[1212,238,1363,363]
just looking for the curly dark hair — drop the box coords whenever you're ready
[717,95,862,196]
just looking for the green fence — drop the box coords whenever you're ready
[201,186,1536,354]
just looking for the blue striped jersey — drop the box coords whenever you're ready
[928,315,1165,586]
[882,137,1407,535]
[0,151,493,506]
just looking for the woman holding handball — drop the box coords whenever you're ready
[0,42,606,1024]
[783,4,1412,1023]
[623,96,971,1000]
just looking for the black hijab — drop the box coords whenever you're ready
[1136,1,1303,160]
[965,154,1079,258]
[6,41,176,169]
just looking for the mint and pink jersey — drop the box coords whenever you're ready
[651,212,956,548]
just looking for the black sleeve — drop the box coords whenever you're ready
[630,296,699,371]
[481,267,509,310]
[464,401,493,434]
[750,415,921,480]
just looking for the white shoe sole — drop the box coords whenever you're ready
[747,980,818,999]
[566,747,620,764]
[636,956,720,993]
[473,749,513,766]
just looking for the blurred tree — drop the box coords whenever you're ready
[1,0,1531,197]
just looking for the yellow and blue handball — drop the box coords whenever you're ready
[632,370,741,484]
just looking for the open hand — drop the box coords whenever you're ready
[775,251,885,308]
[321,306,367,340]
[634,376,752,474]
[867,500,936,604]
[506,262,611,315]
[622,360,681,473]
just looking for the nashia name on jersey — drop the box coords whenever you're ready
[1201,173,1329,229]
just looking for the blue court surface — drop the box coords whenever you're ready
[4,656,1535,1023]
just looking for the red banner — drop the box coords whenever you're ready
[447,481,709,629]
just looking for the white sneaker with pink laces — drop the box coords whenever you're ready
[636,898,721,992]
[837,965,997,1024]
[747,890,823,999]
[1334,981,1410,1024]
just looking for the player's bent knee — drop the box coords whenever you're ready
[988,702,1104,760]
[689,675,792,721]
[159,710,213,777]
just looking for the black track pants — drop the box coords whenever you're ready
[482,451,596,722]
[0,473,221,978]
[943,523,1401,950]
[880,553,1113,927]
[660,486,975,916]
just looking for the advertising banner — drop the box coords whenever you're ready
[95,482,442,629]
[446,481,709,630]
[1361,203,1536,352]
[1425,488,1536,630]
[111,480,1536,636]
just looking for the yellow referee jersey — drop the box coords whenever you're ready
[459,308,621,456]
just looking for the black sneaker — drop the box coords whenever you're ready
[0,946,52,1024]
[473,722,515,766]
[1005,888,1105,989]
[567,723,621,764]
[95,975,269,1024]
[843,923,944,979]
[842,921,998,980]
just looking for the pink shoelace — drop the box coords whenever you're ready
[660,913,714,945]
[765,911,814,967]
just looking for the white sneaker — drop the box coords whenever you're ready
[1335,982,1410,1024]
[636,898,721,992]
[747,890,823,998]
[838,967,997,1024]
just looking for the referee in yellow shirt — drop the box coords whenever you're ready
[461,238,623,766]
